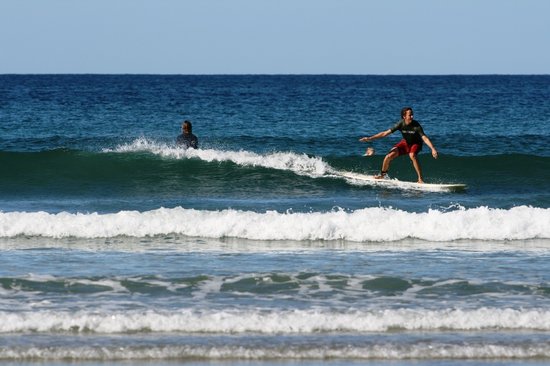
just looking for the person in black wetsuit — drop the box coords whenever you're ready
[359,107,438,183]
[176,120,198,149]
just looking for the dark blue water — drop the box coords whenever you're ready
[1,75,549,364]
[2,75,549,155]
[1,75,549,214]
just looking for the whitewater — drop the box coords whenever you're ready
[1,205,549,241]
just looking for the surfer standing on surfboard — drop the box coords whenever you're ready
[359,107,438,184]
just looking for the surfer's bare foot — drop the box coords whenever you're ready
[374,172,387,179]
[417,180,424,184]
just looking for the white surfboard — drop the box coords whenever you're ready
[338,171,467,192]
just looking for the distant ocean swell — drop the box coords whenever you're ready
[2,308,550,333]
[1,205,548,241]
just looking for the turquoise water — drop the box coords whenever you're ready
[0,75,549,365]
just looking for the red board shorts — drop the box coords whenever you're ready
[391,139,422,156]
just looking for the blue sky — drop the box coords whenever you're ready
[1,0,549,74]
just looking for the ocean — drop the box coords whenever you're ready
[0,74,549,366]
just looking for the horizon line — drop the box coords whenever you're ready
[1,73,549,76]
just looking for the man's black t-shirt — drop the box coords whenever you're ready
[390,119,425,146]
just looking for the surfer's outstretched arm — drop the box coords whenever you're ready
[359,129,392,142]
[422,135,438,159]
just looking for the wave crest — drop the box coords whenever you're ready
[1,206,548,241]
[105,137,331,177]
[2,307,549,334]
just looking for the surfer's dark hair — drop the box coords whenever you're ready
[183,120,192,132]
[401,107,413,118]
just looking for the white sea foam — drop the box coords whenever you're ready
[1,205,549,241]
[105,137,330,177]
[1,343,549,360]
[1,307,549,334]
